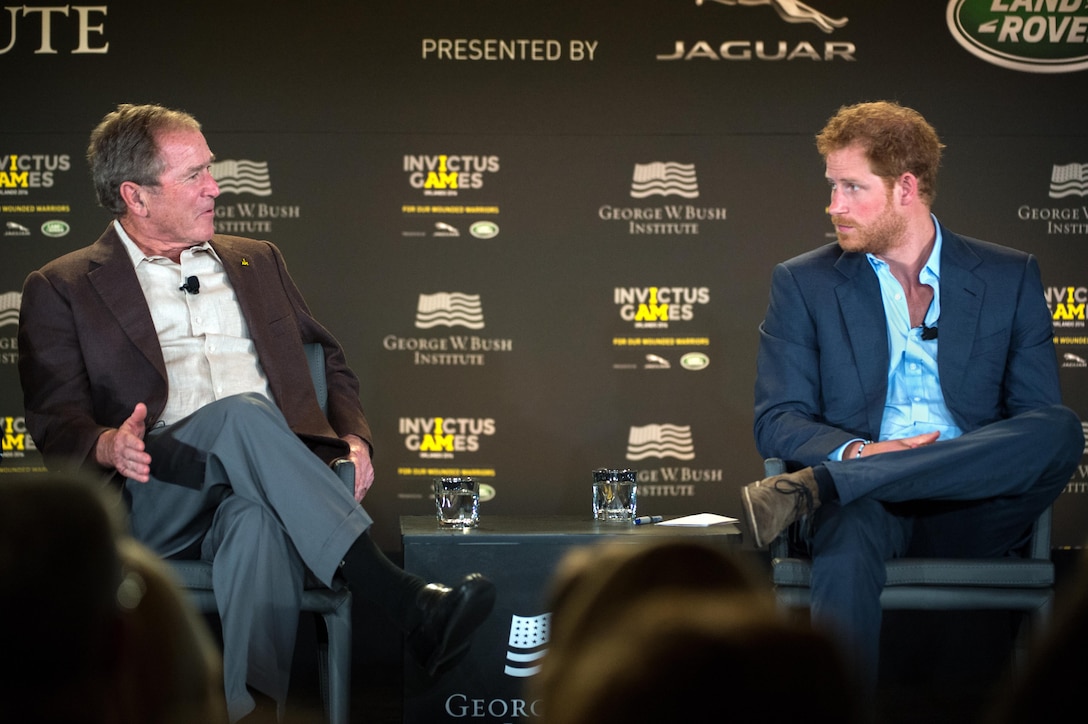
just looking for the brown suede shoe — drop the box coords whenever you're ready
[741,468,820,549]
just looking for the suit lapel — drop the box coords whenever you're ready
[936,228,984,399]
[213,238,288,401]
[213,239,265,332]
[835,252,889,436]
[86,226,168,381]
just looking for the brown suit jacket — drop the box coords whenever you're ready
[18,223,372,473]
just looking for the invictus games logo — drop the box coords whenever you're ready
[610,285,713,371]
[1048,283,1088,353]
[1048,285,1087,328]
[404,154,500,197]
[399,154,501,238]
[599,162,727,236]
[399,417,496,458]
[0,153,71,195]
[659,0,855,61]
[947,0,1088,73]
[211,158,300,235]
[1,416,34,457]
[614,286,710,328]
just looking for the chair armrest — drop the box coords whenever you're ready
[764,457,787,476]
[307,342,357,499]
[1028,505,1052,560]
[332,459,355,495]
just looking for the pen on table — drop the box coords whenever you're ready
[634,515,663,525]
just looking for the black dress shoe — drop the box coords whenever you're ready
[407,573,496,676]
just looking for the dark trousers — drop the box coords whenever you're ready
[125,393,372,722]
[809,404,1083,683]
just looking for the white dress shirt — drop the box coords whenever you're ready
[115,220,273,426]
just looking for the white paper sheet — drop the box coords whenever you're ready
[657,512,739,527]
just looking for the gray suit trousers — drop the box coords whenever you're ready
[124,393,372,722]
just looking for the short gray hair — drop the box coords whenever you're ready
[87,103,202,216]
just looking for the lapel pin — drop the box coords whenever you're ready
[241,258,250,266]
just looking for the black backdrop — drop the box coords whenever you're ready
[2,0,1086,552]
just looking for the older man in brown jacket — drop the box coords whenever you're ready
[18,103,494,722]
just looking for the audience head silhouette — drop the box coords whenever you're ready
[533,540,859,724]
[0,474,225,723]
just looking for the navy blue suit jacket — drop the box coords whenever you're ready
[754,222,1062,468]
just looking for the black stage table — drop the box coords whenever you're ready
[401,515,742,723]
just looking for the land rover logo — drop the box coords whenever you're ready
[470,220,499,239]
[41,220,70,238]
[946,0,1088,73]
[680,352,710,371]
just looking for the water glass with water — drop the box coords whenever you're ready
[592,468,638,521]
[434,477,480,528]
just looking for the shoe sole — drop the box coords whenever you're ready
[741,483,766,549]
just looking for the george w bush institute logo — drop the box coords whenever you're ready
[1050,163,1088,199]
[210,159,272,196]
[626,424,696,461]
[0,291,19,329]
[504,613,551,678]
[630,162,699,199]
[415,292,485,330]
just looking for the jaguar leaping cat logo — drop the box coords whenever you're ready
[697,0,848,34]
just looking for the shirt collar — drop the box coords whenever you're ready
[866,214,943,329]
[865,214,944,282]
[921,214,943,285]
[113,219,217,266]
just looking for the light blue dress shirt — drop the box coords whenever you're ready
[832,216,964,460]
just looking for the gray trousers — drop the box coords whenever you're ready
[125,393,372,722]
